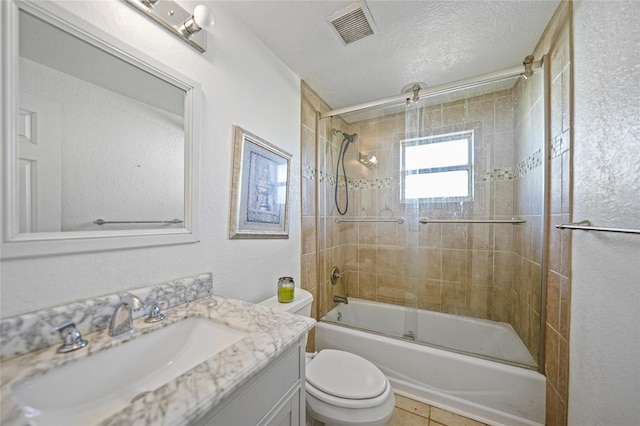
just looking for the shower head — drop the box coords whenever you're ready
[332,128,358,144]
[343,133,358,144]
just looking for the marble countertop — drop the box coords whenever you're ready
[0,295,315,425]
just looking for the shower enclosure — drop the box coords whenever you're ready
[310,63,547,370]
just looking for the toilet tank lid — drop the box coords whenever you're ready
[259,288,313,313]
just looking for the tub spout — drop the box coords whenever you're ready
[333,295,348,304]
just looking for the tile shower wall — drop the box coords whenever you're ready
[535,1,572,425]
[301,82,351,349]
[337,92,521,327]
[304,81,545,366]
[512,70,545,361]
[301,82,353,333]
[300,82,319,351]
[326,92,547,367]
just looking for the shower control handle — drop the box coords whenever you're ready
[331,266,342,285]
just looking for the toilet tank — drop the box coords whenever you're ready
[259,288,313,317]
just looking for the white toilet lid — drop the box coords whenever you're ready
[306,349,387,400]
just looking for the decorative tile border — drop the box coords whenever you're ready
[320,170,336,186]
[304,149,542,188]
[551,134,563,158]
[480,150,543,181]
[349,177,395,190]
[480,169,515,181]
[303,164,315,180]
[0,273,213,361]
[309,169,396,190]
[513,148,543,178]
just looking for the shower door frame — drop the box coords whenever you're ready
[314,57,550,374]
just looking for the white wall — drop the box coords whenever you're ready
[570,1,640,424]
[1,0,302,317]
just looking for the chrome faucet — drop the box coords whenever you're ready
[144,301,166,323]
[51,321,88,353]
[333,295,348,304]
[109,294,146,337]
[109,301,133,337]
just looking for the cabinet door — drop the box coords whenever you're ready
[264,389,300,426]
[197,343,303,426]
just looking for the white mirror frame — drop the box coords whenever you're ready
[1,0,200,259]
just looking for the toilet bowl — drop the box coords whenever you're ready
[305,349,395,425]
[259,289,395,426]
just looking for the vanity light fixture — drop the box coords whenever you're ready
[124,0,215,52]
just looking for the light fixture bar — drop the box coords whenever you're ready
[123,0,211,52]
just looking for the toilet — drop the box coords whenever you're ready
[259,288,395,426]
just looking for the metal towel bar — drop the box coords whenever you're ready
[93,219,183,225]
[335,217,405,224]
[555,220,640,235]
[419,217,526,224]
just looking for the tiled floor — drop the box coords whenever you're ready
[385,394,488,426]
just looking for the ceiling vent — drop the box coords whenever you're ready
[328,2,377,46]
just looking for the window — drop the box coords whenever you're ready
[401,131,473,202]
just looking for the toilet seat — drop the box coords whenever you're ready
[306,349,391,409]
[306,378,392,409]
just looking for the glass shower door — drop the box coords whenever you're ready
[397,74,545,368]
[317,67,545,369]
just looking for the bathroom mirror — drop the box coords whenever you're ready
[1,0,201,258]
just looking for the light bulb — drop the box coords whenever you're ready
[193,5,215,30]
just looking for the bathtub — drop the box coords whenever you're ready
[315,298,545,426]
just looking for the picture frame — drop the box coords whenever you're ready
[229,126,292,239]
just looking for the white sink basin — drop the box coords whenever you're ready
[11,317,248,425]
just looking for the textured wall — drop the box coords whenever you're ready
[1,0,301,317]
[569,1,640,424]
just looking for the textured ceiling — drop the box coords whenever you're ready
[217,0,560,111]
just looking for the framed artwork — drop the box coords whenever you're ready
[229,126,291,239]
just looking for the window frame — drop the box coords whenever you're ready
[400,130,474,203]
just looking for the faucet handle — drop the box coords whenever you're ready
[144,301,167,323]
[51,321,88,353]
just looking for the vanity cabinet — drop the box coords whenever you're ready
[193,338,306,426]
